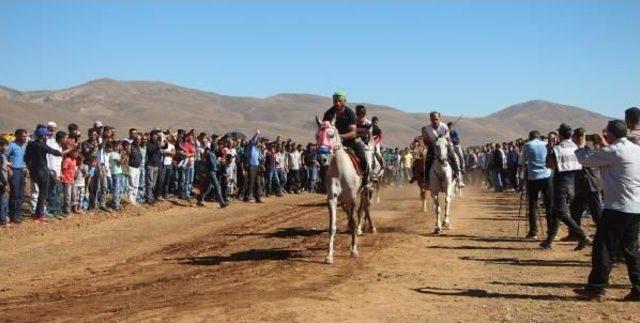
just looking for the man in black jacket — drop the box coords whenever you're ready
[24,128,71,223]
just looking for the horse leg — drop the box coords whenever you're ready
[325,197,338,264]
[356,195,365,236]
[432,192,442,234]
[421,187,428,213]
[375,182,381,203]
[365,190,376,233]
[444,187,453,230]
[348,203,359,257]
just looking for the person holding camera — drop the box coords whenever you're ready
[541,123,592,250]
[573,120,640,301]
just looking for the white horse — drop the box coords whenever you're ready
[365,143,384,203]
[429,136,454,234]
[316,121,372,264]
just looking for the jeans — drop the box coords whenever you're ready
[145,165,159,202]
[588,209,640,294]
[176,166,187,198]
[137,163,146,202]
[186,165,195,196]
[526,178,553,235]
[306,164,318,193]
[161,164,173,197]
[76,186,87,210]
[267,168,282,195]
[155,164,167,199]
[201,171,226,205]
[112,173,124,209]
[8,168,26,221]
[47,177,62,215]
[493,169,504,192]
[0,193,8,224]
[546,171,587,242]
[62,182,75,213]
[288,169,301,192]
[128,167,140,204]
[89,168,108,209]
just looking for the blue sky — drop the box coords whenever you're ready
[1,0,638,116]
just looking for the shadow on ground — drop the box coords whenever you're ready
[412,286,582,301]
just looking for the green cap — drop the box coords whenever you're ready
[332,90,347,100]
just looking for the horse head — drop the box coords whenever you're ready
[433,135,449,164]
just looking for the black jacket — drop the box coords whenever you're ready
[24,139,62,171]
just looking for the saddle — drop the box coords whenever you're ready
[344,148,362,176]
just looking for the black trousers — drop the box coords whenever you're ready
[526,178,553,235]
[243,165,262,201]
[343,139,369,177]
[588,209,640,294]
[547,172,587,241]
[569,189,602,235]
[29,167,50,217]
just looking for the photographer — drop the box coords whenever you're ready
[573,120,640,301]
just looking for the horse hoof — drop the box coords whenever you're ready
[325,256,334,264]
[356,229,364,236]
[433,228,442,235]
[370,227,377,234]
[350,250,359,258]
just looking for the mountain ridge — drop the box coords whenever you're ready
[0,79,614,147]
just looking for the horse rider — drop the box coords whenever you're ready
[422,111,461,182]
[322,91,371,190]
[355,105,384,171]
[371,115,385,168]
[447,121,467,187]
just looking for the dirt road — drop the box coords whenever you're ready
[1,186,638,322]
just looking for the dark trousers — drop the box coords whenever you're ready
[155,164,167,199]
[526,178,553,235]
[243,165,262,201]
[569,190,602,235]
[547,172,587,241]
[200,171,226,205]
[9,168,26,220]
[160,164,173,197]
[344,140,369,178]
[289,169,301,192]
[588,209,640,294]
[29,167,50,217]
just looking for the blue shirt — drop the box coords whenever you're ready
[246,133,261,167]
[4,141,27,168]
[522,139,551,180]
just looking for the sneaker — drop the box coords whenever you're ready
[35,216,48,224]
[196,201,205,207]
[220,202,229,208]
[622,290,640,302]
[99,206,111,213]
[574,237,592,251]
[525,233,538,240]
[1,222,11,228]
[256,199,264,203]
[573,287,605,301]
[540,240,552,250]
[560,234,579,242]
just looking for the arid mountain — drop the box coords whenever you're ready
[0,79,613,147]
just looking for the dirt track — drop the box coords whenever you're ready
[1,186,638,322]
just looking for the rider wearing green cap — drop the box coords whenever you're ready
[323,91,370,189]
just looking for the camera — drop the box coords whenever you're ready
[585,134,595,142]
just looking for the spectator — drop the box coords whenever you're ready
[47,131,67,217]
[197,147,228,208]
[0,137,10,227]
[5,129,28,224]
[567,128,602,240]
[625,107,640,145]
[522,130,552,240]
[541,123,591,250]
[145,131,165,205]
[24,128,66,223]
[109,141,125,211]
[61,148,78,215]
[574,120,640,302]
[243,129,263,203]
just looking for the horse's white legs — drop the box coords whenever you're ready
[356,197,365,236]
[325,197,338,264]
[456,178,464,199]
[348,204,359,257]
[422,197,428,213]
[432,193,442,234]
[364,190,376,233]
[443,190,452,230]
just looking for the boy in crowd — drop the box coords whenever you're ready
[61,149,78,215]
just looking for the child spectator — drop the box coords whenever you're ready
[108,141,124,211]
[61,149,78,215]
[75,157,89,213]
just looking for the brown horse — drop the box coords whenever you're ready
[411,138,430,213]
